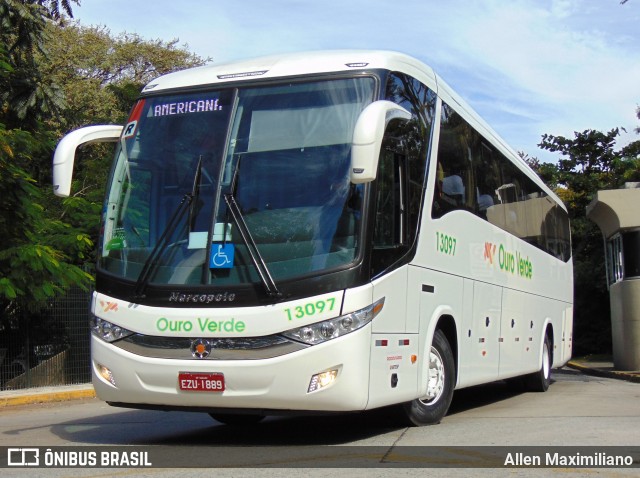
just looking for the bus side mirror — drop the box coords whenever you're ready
[350,101,411,184]
[52,125,123,197]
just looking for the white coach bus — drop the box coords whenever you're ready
[53,50,573,426]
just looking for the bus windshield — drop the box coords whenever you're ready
[99,77,375,289]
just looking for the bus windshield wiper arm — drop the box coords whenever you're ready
[223,193,282,299]
[134,157,203,300]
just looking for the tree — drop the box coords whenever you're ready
[0,1,82,129]
[43,22,206,131]
[0,0,92,308]
[33,0,75,20]
[35,21,207,274]
[532,125,640,355]
[0,2,207,384]
[0,125,93,302]
[1,0,206,310]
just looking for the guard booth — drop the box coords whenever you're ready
[586,183,640,370]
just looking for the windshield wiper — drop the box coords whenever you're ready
[224,193,282,299]
[223,158,282,299]
[133,157,203,300]
[188,156,204,229]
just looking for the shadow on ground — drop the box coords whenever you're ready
[46,374,570,446]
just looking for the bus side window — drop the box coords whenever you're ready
[432,103,476,218]
[441,174,465,206]
[476,142,499,219]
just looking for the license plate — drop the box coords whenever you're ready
[178,372,225,392]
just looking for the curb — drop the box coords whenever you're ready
[0,385,96,408]
[566,360,640,384]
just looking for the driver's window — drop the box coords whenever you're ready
[374,148,405,248]
[370,72,435,278]
[371,124,408,277]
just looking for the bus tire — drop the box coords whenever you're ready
[209,413,265,425]
[524,334,552,392]
[402,329,455,426]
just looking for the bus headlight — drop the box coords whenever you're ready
[91,316,134,343]
[282,298,384,345]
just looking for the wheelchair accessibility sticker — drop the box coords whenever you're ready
[210,243,235,269]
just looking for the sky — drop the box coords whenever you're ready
[72,0,640,162]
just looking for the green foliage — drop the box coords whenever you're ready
[0,1,77,128]
[33,0,77,20]
[534,127,640,355]
[37,21,207,269]
[1,1,207,315]
[540,129,635,210]
[43,22,207,130]
[0,124,93,306]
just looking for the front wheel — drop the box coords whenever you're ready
[402,329,455,426]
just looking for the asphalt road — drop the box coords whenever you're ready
[1,368,638,477]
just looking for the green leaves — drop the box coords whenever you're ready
[43,22,207,130]
[0,243,93,302]
[0,277,19,299]
[538,128,640,218]
[0,4,206,314]
[0,124,94,306]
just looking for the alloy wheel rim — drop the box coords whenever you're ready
[420,346,445,404]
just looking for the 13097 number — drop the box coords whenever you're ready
[436,231,457,256]
[285,298,336,321]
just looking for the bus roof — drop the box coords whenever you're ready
[143,50,437,93]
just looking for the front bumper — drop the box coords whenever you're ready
[91,325,372,412]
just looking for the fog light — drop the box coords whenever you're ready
[97,363,116,386]
[307,368,339,393]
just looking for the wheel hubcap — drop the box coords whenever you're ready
[420,346,445,404]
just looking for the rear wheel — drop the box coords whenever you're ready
[402,329,455,426]
[209,413,265,425]
[524,334,552,392]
